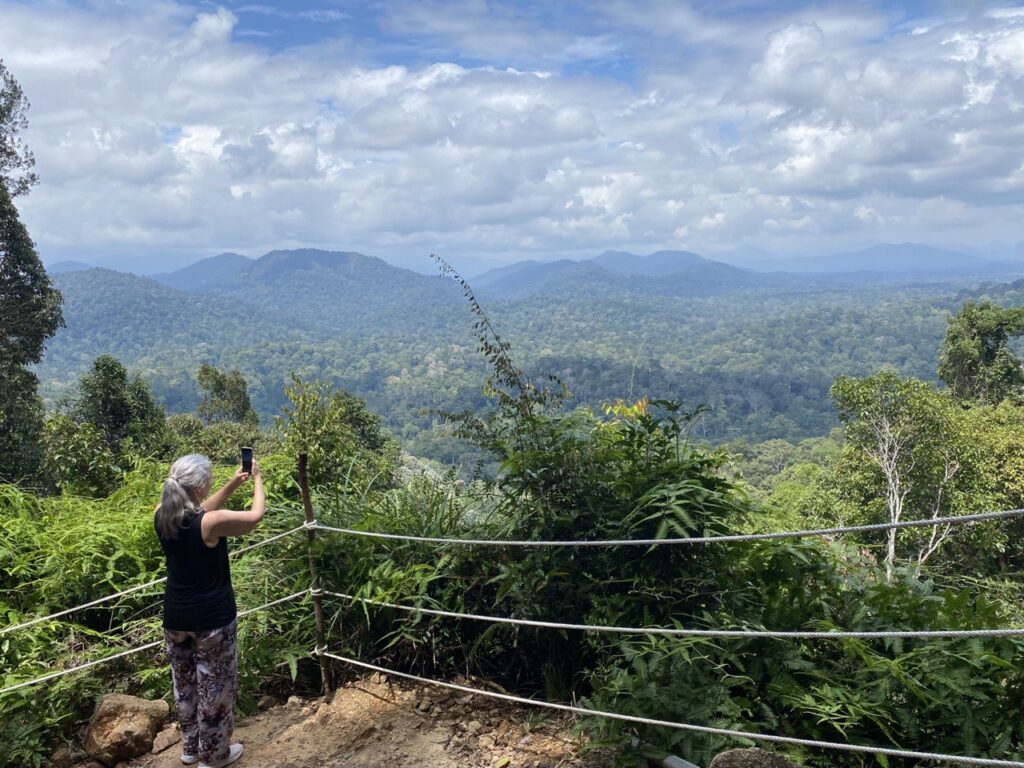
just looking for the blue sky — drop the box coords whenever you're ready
[2,0,1023,272]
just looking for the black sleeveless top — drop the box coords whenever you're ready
[156,508,237,632]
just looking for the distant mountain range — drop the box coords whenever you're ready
[471,249,784,300]
[48,241,1024,297]
[44,243,1024,320]
[149,246,784,308]
[468,243,1024,300]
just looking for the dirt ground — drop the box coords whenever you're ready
[116,675,616,768]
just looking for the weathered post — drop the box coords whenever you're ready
[298,451,332,694]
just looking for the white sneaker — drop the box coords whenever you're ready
[199,743,243,768]
[181,757,198,766]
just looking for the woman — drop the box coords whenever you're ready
[154,454,265,768]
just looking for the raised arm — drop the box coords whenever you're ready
[201,462,266,542]
[201,467,250,512]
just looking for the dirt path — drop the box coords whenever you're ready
[124,675,615,768]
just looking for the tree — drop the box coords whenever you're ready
[0,60,38,198]
[74,355,168,455]
[938,300,1024,404]
[0,365,47,484]
[831,371,981,578]
[277,375,397,490]
[0,188,62,367]
[196,364,258,425]
[0,182,62,483]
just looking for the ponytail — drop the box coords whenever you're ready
[155,454,212,539]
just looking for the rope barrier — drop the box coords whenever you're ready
[0,641,167,697]
[0,590,309,697]
[322,590,1024,640]
[234,524,307,556]
[0,524,306,637]
[237,589,309,618]
[0,578,168,636]
[312,507,1024,548]
[316,649,1024,768]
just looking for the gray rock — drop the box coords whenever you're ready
[83,694,169,766]
[708,747,800,768]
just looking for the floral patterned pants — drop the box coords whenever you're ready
[164,619,238,764]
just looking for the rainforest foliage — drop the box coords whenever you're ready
[36,259,1024,470]
[3,275,1024,768]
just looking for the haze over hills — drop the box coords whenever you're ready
[50,243,1022,323]
[591,249,709,275]
[57,241,1024,294]
[46,260,92,273]
[152,246,781,306]
[154,252,253,292]
[472,249,779,299]
[715,243,1021,276]
[469,242,1024,299]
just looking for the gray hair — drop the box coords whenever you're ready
[155,454,212,539]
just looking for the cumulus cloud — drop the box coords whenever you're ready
[0,0,1022,271]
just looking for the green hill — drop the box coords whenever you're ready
[154,248,463,332]
[38,253,1024,468]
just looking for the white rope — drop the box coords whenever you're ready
[0,525,306,636]
[234,524,307,555]
[238,589,309,618]
[322,591,1024,640]
[0,592,309,696]
[0,578,168,636]
[312,508,1024,547]
[317,650,1024,768]
[0,641,165,696]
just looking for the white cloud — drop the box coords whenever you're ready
[0,0,1022,270]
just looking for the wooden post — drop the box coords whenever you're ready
[298,452,333,694]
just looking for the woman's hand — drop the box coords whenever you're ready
[251,460,262,480]
[231,467,251,486]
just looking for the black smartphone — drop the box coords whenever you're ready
[241,446,253,474]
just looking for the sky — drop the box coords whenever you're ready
[1,0,1023,274]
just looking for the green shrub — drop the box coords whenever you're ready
[42,414,121,497]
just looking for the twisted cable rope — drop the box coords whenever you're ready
[313,507,1024,547]
[318,649,1024,768]
[0,590,309,696]
[0,525,306,636]
[322,590,1024,640]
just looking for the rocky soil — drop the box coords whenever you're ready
[74,674,615,768]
